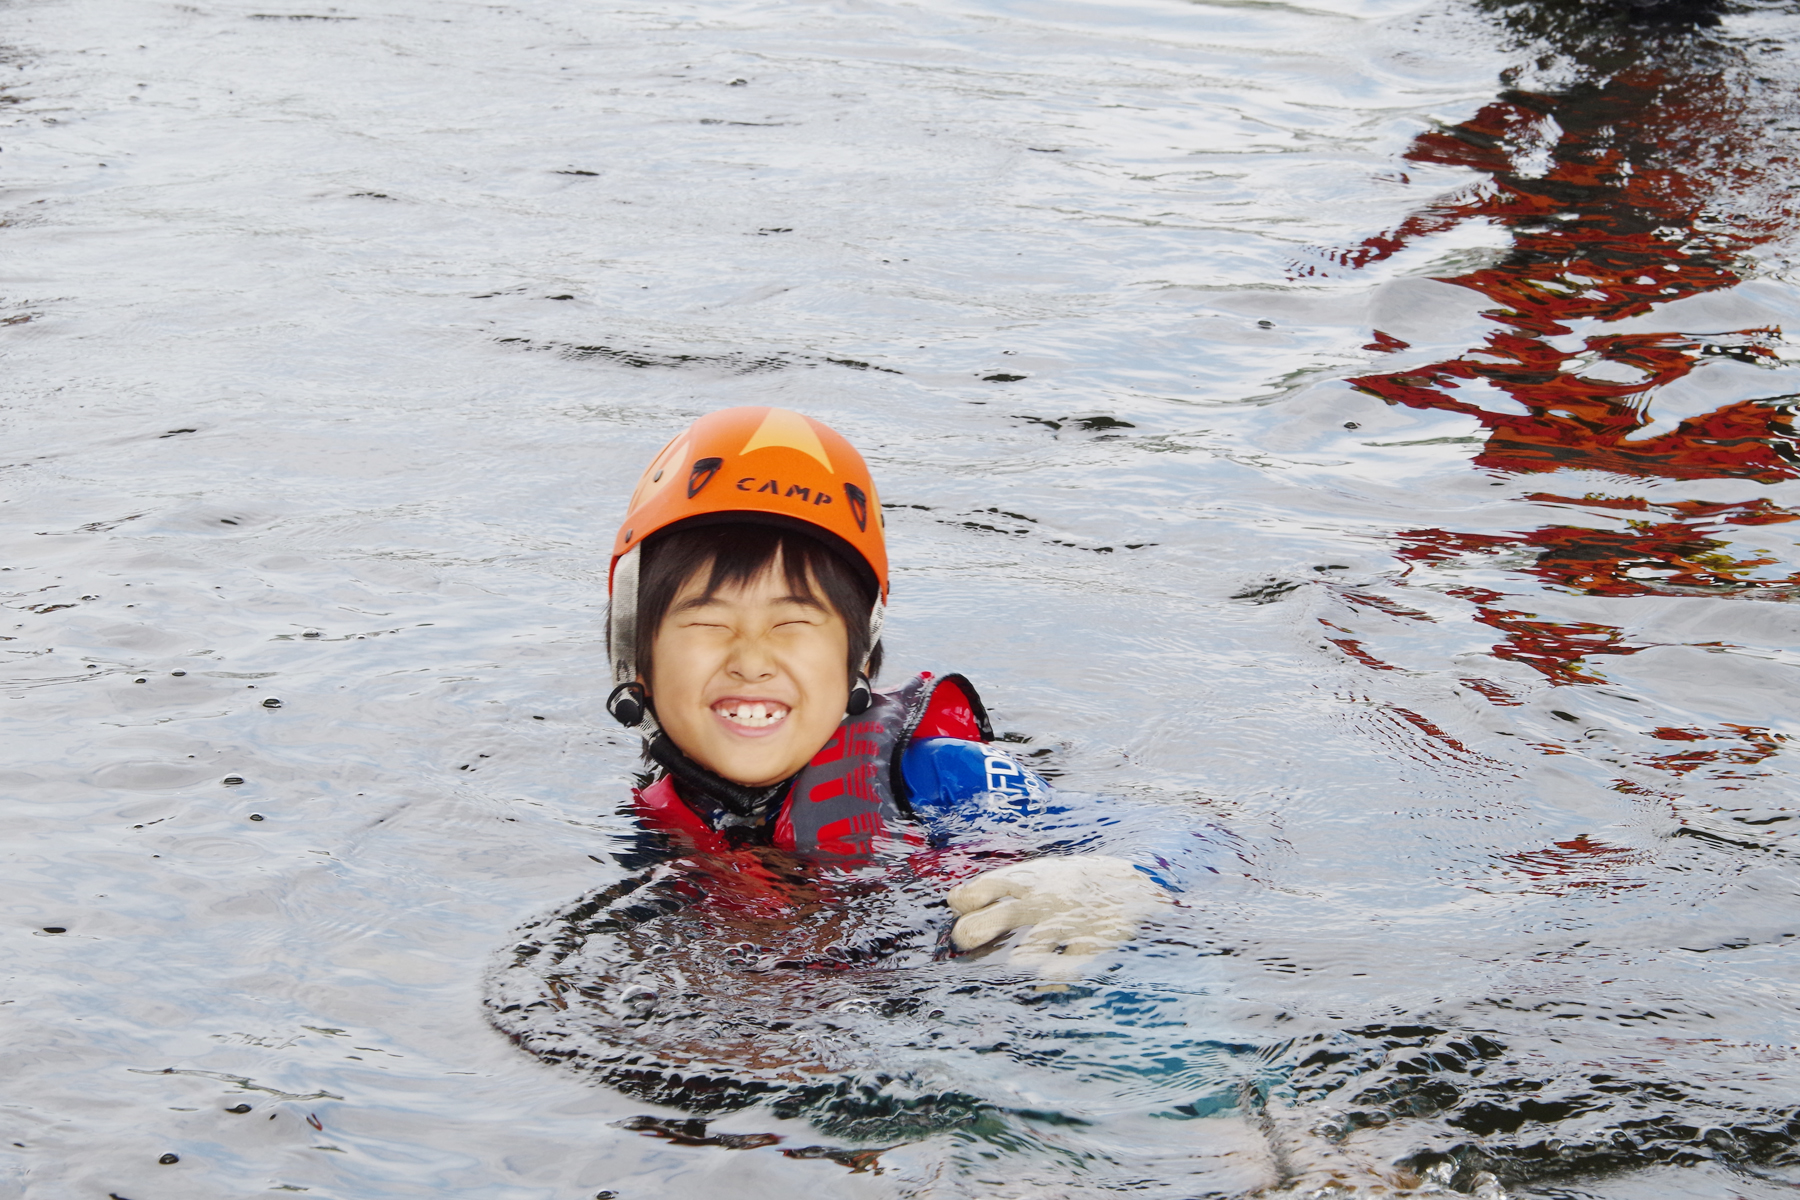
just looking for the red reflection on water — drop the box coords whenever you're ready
[1400,499,1799,598]
[1321,619,1402,672]
[1461,677,1524,706]
[1383,702,1483,760]
[1451,582,1649,683]
[1643,723,1788,779]
[1309,40,1800,718]
[1498,833,1645,895]
[1330,67,1800,481]
[1390,495,1797,681]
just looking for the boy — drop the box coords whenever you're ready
[604,406,1174,978]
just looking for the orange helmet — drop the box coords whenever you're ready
[610,405,886,597]
[607,407,887,724]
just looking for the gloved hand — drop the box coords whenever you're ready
[946,854,1174,980]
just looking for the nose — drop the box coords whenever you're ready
[724,631,776,682]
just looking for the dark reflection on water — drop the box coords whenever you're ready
[1281,1017,1800,1189]
[488,842,1282,1190]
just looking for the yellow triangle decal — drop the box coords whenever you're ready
[739,408,834,473]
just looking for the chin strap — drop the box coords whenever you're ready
[646,733,788,822]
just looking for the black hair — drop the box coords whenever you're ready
[627,521,882,688]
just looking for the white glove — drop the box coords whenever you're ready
[946,855,1173,980]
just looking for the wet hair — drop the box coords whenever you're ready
[629,521,882,687]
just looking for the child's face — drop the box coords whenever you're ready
[647,555,851,788]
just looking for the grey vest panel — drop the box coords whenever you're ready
[779,692,910,859]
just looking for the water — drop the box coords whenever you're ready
[3,0,1799,1194]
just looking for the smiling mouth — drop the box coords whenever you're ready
[712,700,791,729]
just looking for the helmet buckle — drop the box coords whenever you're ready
[607,681,650,728]
[846,673,873,717]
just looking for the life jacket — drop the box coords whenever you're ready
[632,672,992,860]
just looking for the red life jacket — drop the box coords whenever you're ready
[632,672,991,860]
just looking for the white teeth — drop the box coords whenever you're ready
[716,701,786,728]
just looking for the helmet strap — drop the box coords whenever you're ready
[846,596,884,716]
[608,543,662,737]
[866,596,886,653]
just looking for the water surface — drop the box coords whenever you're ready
[3,0,1799,1195]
